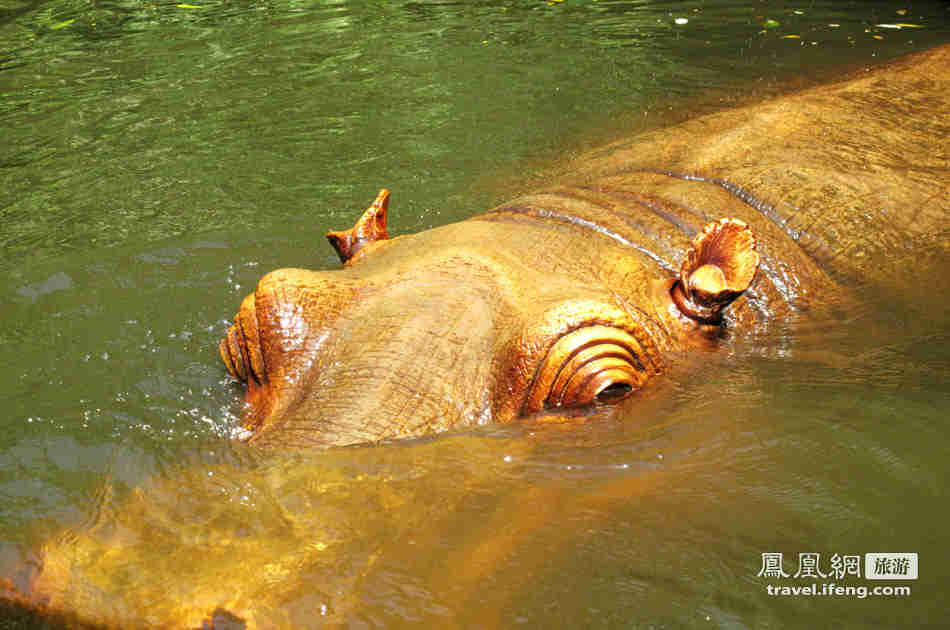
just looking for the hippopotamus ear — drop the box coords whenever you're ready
[326,189,391,264]
[671,218,760,324]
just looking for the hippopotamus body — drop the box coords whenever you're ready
[4,44,948,628]
[220,44,947,449]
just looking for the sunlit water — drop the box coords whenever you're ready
[1,0,949,628]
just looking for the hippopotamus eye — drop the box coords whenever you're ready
[595,381,634,403]
[522,325,650,414]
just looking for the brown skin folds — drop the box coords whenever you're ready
[222,186,767,448]
[6,44,949,628]
[225,41,947,451]
[228,224,690,447]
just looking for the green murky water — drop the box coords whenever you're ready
[2,0,949,627]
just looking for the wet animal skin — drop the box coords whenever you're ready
[3,43,948,629]
[220,43,949,449]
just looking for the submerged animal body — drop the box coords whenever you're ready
[3,44,948,629]
[220,45,948,449]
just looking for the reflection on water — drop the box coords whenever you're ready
[13,302,950,628]
[1,0,949,627]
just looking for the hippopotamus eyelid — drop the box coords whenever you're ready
[552,357,645,410]
[514,308,661,416]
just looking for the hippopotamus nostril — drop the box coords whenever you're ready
[219,326,246,382]
[220,293,267,386]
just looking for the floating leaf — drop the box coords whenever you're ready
[764,19,780,29]
[782,34,801,39]
[50,18,75,30]
[176,3,202,8]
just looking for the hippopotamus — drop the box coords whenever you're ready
[219,44,948,449]
[3,43,948,629]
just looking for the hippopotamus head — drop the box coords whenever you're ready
[220,188,759,448]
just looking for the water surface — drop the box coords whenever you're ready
[1,0,949,627]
